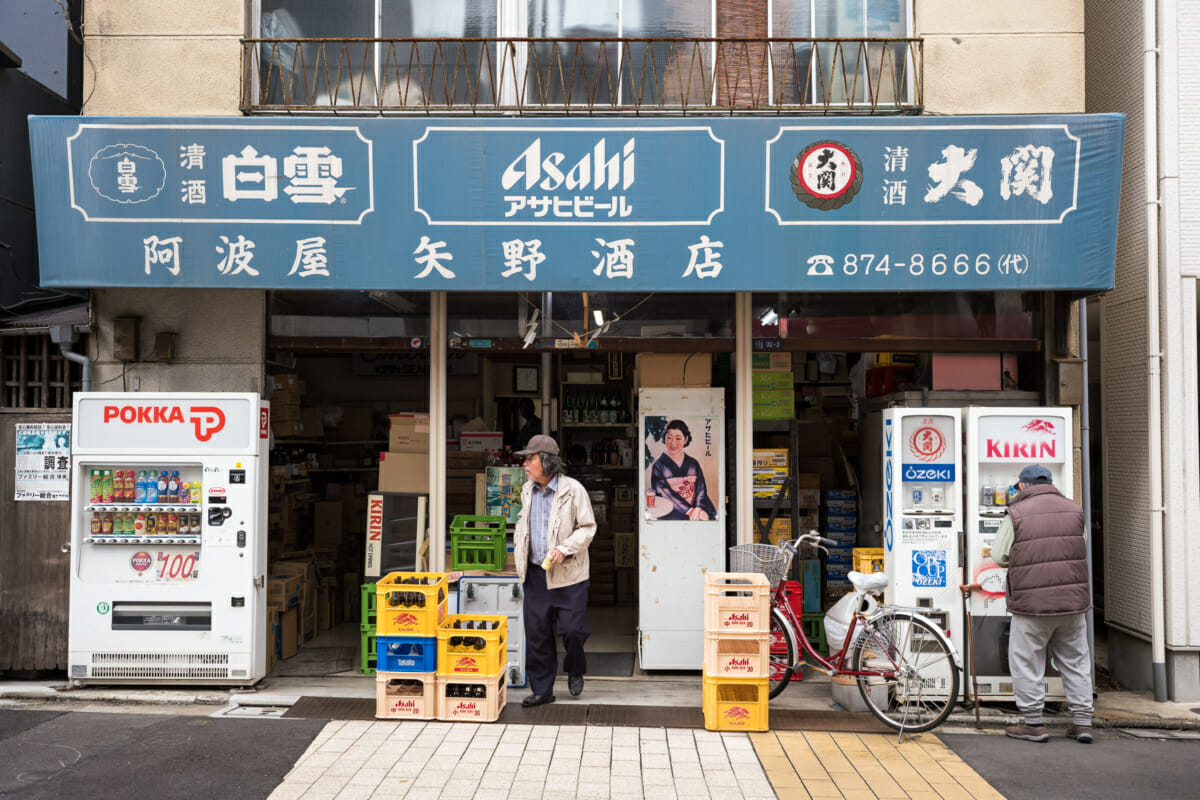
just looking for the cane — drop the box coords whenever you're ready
[960,583,982,728]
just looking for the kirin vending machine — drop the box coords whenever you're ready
[880,408,964,660]
[68,392,269,685]
[964,406,1074,700]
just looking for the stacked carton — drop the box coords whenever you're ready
[702,573,771,732]
[751,368,794,421]
[824,490,857,587]
[378,413,430,494]
[269,374,305,438]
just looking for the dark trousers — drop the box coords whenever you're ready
[523,564,590,696]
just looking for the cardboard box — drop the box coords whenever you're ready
[752,448,789,468]
[751,352,791,371]
[752,388,795,408]
[752,405,793,421]
[751,371,793,388]
[388,413,430,453]
[635,353,712,387]
[277,606,299,659]
[378,451,429,494]
[460,432,503,456]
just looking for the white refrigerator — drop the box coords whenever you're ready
[637,388,725,669]
[964,406,1074,700]
[67,392,269,685]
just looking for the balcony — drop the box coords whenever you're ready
[240,37,922,115]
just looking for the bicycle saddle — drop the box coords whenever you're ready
[849,571,889,591]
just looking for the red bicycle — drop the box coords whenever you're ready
[730,531,961,734]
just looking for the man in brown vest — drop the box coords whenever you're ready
[993,464,1094,744]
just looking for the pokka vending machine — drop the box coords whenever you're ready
[964,406,1073,700]
[67,392,269,685]
[880,408,964,661]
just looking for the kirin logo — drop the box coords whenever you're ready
[1021,419,1057,434]
[724,706,751,722]
[393,613,419,627]
[455,657,480,672]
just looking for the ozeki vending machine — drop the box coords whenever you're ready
[68,392,269,685]
[880,408,964,666]
[964,407,1073,700]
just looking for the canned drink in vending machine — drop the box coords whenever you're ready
[911,489,923,509]
[981,485,994,506]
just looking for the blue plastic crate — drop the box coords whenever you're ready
[377,635,438,672]
[801,560,822,613]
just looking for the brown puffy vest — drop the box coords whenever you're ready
[1006,483,1089,616]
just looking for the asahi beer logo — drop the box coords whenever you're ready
[130,551,153,572]
[724,657,752,673]
[791,141,862,210]
[723,612,752,628]
[454,702,479,714]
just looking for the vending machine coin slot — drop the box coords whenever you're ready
[237,530,246,548]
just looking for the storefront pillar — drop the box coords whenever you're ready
[430,291,447,571]
[735,291,754,545]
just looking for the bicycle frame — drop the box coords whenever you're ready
[773,581,898,679]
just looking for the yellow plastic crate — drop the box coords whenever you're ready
[437,614,508,677]
[852,548,885,575]
[376,572,448,637]
[702,671,769,732]
[704,572,771,633]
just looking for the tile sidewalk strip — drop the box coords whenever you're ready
[269,722,778,800]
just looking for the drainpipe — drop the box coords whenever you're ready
[1144,0,1168,701]
[1079,299,1094,684]
[48,325,92,392]
[541,292,552,434]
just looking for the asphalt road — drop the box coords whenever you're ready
[941,727,1200,800]
[0,708,325,799]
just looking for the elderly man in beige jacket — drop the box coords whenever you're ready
[514,434,597,707]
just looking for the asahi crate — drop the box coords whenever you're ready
[704,572,771,633]
[436,672,507,723]
[437,614,508,677]
[376,572,448,637]
[703,631,771,678]
[375,671,437,720]
[702,671,769,732]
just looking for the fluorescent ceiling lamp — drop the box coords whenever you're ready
[593,309,605,327]
[759,307,778,326]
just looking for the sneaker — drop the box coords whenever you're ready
[1067,724,1094,744]
[1005,723,1049,742]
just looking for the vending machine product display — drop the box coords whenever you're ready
[879,408,964,670]
[964,407,1073,700]
[68,392,269,684]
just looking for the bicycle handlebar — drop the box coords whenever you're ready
[788,530,838,552]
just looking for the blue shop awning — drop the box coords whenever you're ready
[29,114,1123,294]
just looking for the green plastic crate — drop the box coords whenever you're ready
[449,515,507,571]
[360,629,377,675]
[361,582,377,632]
[801,612,828,656]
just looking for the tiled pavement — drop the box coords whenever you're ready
[268,720,778,800]
[267,721,1006,800]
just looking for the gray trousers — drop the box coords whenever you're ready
[1008,612,1093,726]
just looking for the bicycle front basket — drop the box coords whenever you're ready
[728,543,789,587]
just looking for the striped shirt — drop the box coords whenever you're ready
[528,475,558,565]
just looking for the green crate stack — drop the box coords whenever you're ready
[801,612,828,656]
[449,515,507,571]
[360,582,378,675]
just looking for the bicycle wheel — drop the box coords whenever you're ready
[768,605,796,699]
[852,612,960,733]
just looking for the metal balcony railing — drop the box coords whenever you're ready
[240,37,922,115]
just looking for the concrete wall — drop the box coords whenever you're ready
[83,0,243,116]
[89,289,266,395]
[918,0,1085,113]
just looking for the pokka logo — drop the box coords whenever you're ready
[102,404,227,442]
[392,613,420,628]
[791,140,863,211]
[130,551,153,572]
[455,657,480,673]
[908,426,947,463]
[723,706,751,723]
